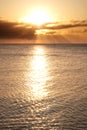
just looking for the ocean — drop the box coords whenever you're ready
[0,44,87,129]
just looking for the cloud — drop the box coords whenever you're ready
[0,19,87,42]
[41,20,87,30]
[83,29,87,32]
[0,20,36,39]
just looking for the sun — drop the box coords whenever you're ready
[19,9,53,26]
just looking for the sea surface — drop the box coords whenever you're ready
[0,44,87,130]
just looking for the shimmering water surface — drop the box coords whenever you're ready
[0,44,87,129]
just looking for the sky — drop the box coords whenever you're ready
[0,0,87,22]
[0,0,87,43]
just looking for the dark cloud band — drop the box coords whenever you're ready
[0,20,36,39]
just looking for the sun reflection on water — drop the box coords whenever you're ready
[25,47,48,100]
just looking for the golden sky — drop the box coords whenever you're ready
[0,0,87,43]
[0,0,87,22]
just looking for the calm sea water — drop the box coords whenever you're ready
[0,44,87,129]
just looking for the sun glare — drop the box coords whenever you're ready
[20,9,53,26]
[25,47,48,100]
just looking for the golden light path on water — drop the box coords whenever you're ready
[25,46,49,100]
